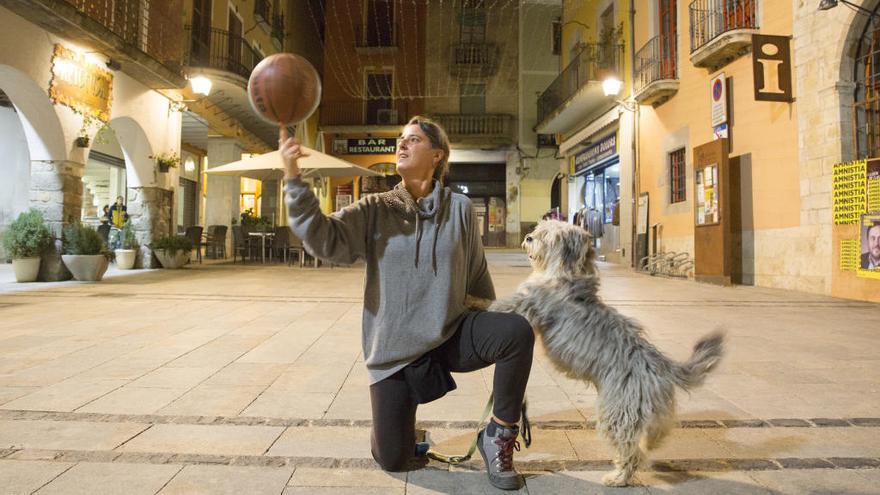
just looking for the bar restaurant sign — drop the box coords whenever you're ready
[345,138,397,154]
[49,44,113,122]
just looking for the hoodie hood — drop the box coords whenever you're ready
[380,181,447,273]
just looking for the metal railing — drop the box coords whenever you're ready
[689,0,758,53]
[430,114,513,140]
[320,100,410,126]
[634,35,678,94]
[184,26,262,79]
[537,42,624,125]
[60,0,184,69]
[452,43,495,65]
[254,0,271,23]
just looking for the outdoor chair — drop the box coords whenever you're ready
[184,226,203,263]
[204,225,227,259]
[287,233,307,268]
[232,225,253,263]
[270,226,290,262]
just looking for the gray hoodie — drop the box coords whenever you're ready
[284,177,495,384]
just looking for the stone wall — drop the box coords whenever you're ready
[30,160,84,281]
[128,186,173,269]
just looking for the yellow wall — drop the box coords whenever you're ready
[636,0,799,244]
[562,0,632,96]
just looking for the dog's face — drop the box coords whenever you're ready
[522,220,597,277]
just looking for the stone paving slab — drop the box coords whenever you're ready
[156,464,294,495]
[117,424,284,456]
[33,461,182,495]
[0,459,73,495]
[0,420,148,451]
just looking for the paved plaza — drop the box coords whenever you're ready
[0,252,878,494]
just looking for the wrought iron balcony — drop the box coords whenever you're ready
[449,43,499,77]
[2,0,185,88]
[689,0,758,69]
[185,26,261,80]
[430,113,514,146]
[254,0,271,25]
[536,42,624,134]
[633,35,679,106]
[272,13,285,46]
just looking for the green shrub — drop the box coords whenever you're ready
[62,222,109,257]
[120,221,138,250]
[2,209,54,258]
[150,235,193,253]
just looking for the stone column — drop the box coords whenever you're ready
[206,138,242,257]
[127,186,174,268]
[29,160,84,281]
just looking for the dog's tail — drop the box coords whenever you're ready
[671,328,725,390]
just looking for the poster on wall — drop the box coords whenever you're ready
[695,164,719,225]
[832,160,867,225]
[868,158,880,212]
[858,214,880,278]
[841,239,859,271]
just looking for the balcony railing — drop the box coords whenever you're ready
[320,100,410,126]
[537,42,624,125]
[449,43,498,77]
[60,0,184,70]
[634,36,677,93]
[430,114,514,142]
[185,26,262,80]
[255,0,271,24]
[689,0,757,53]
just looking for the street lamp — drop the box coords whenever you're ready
[602,77,623,97]
[818,0,877,17]
[190,75,213,96]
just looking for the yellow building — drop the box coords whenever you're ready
[536,0,635,264]
[631,0,879,302]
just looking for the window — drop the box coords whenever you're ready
[460,7,486,44]
[670,148,686,203]
[365,0,394,47]
[854,5,880,159]
[460,83,486,114]
[365,72,393,124]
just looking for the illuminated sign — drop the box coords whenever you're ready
[49,44,113,122]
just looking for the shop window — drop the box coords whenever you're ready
[670,147,686,203]
[603,164,620,224]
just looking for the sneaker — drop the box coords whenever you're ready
[476,420,523,490]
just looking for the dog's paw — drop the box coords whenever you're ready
[464,295,492,311]
[601,469,631,487]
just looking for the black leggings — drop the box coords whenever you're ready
[369,311,534,472]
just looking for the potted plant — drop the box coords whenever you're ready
[61,222,111,282]
[151,152,180,173]
[114,221,139,270]
[2,209,53,282]
[151,235,193,269]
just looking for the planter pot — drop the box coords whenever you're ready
[155,249,189,269]
[75,136,90,148]
[61,254,109,282]
[12,257,41,282]
[158,163,170,173]
[115,249,137,270]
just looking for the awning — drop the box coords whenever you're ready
[205,147,380,181]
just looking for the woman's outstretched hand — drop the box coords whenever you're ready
[279,127,309,180]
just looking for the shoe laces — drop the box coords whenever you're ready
[493,435,521,471]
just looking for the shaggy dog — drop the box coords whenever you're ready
[483,220,725,486]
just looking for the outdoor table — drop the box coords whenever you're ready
[248,231,275,263]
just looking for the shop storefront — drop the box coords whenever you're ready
[569,131,620,257]
[447,162,507,247]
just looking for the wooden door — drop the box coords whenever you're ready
[659,0,676,79]
[190,0,212,64]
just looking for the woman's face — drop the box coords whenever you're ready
[396,124,441,180]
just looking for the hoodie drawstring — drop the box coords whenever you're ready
[415,216,423,269]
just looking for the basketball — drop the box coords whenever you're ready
[247,53,322,125]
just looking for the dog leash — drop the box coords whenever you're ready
[425,392,531,464]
